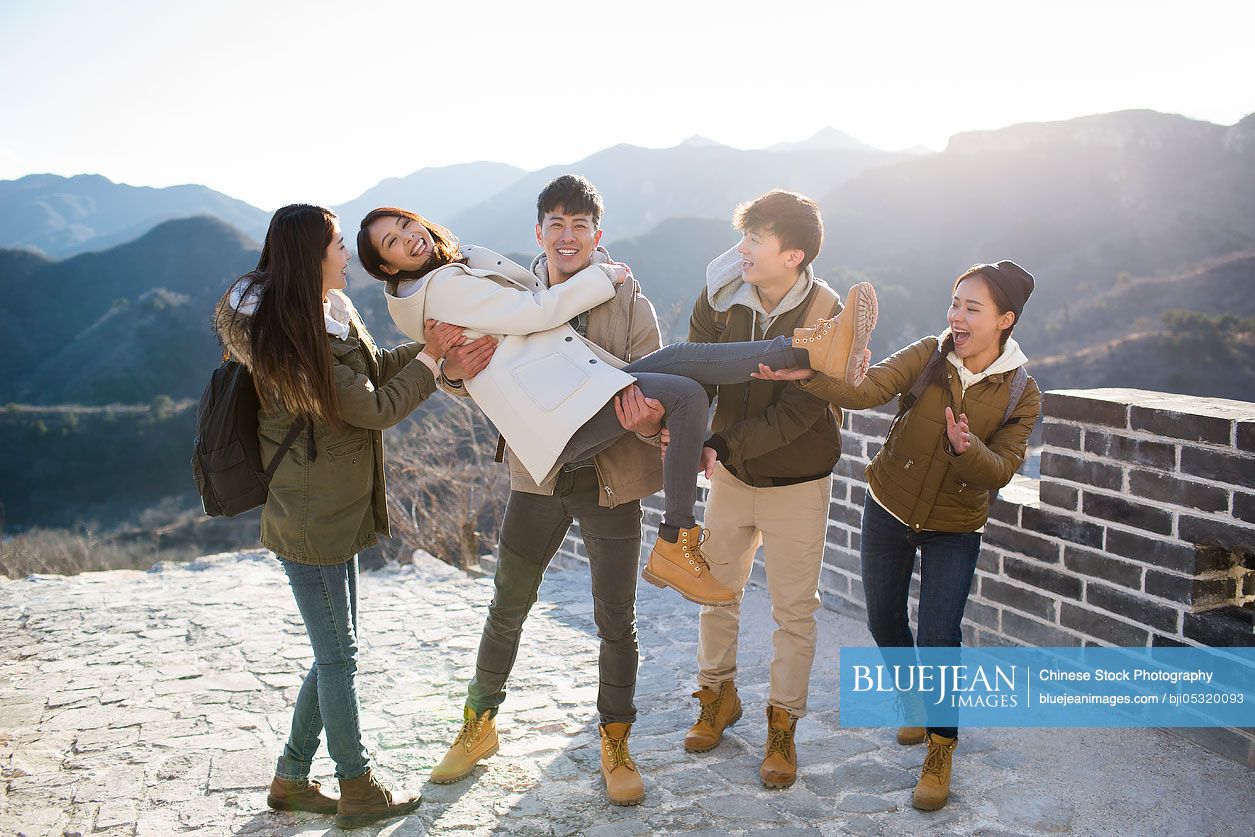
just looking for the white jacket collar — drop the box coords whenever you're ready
[939,327,1028,393]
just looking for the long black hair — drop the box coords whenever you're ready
[229,204,342,427]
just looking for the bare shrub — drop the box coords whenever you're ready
[0,528,143,578]
[384,400,509,569]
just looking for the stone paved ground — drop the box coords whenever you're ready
[1,551,1252,837]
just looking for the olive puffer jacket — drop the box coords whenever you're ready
[800,335,1042,533]
[214,286,436,564]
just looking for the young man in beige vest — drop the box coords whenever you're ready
[678,191,848,788]
[430,174,666,806]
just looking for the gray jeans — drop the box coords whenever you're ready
[559,335,805,529]
[468,469,642,723]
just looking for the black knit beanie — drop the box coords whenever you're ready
[975,260,1034,322]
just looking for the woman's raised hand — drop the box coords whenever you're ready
[751,362,815,381]
[945,406,971,454]
[422,318,466,361]
[443,335,497,381]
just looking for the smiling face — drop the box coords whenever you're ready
[536,205,602,283]
[366,214,436,275]
[735,226,804,289]
[948,274,1015,359]
[321,218,349,297]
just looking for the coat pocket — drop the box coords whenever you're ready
[510,352,591,411]
[326,437,369,463]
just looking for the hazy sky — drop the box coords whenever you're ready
[2,0,1251,210]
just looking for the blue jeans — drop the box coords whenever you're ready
[859,495,982,738]
[275,556,370,781]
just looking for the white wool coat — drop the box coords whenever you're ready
[385,246,635,484]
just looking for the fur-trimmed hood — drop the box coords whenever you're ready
[213,278,364,370]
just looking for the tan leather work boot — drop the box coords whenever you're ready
[792,282,878,384]
[334,769,421,830]
[599,722,645,806]
[429,706,499,784]
[760,705,799,789]
[266,776,338,813]
[897,726,927,745]
[684,681,743,752]
[912,732,958,811]
[642,526,737,607]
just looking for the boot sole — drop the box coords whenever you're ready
[912,795,948,811]
[761,775,797,790]
[683,708,743,752]
[642,567,736,608]
[265,795,338,814]
[844,282,878,385]
[607,790,645,806]
[334,797,423,830]
[428,742,499,784]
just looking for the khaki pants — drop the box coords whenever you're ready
[697,462,832,717]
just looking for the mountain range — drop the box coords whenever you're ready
[0,174,270,258]
[2,108,1253,529]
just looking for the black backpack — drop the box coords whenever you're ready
[191,358,310,517]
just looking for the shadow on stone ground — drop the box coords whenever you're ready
[1,550,1252,836]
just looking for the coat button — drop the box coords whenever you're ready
[565,336,573,342]
[589,359,597,364]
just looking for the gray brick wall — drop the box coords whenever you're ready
[548,387,1255,767]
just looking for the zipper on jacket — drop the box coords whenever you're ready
[904,458,914,470]
[593,459,615,507]
[624,280,637,362]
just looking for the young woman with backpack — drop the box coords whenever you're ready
[755,261,1041,812]
[213,204,475,830]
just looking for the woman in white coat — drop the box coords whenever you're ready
[356,207,876,607]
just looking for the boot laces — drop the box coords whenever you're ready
[695,690,723,727]
[766,726,793,758]
[603,734,635,771]
[685,529,723,573]
[921,737,956,778]
[454,713,488,750]
[366,771,393,804]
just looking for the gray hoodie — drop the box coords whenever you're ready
[705,243,817,338]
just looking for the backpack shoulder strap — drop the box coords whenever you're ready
[1000,367,1029,427]
[264,418,309,477]
[897,346,945,417]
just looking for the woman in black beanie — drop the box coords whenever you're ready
[755,261,1041,812]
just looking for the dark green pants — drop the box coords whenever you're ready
[467,468,642,724]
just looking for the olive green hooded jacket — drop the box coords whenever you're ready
[801,334,1041,532]
[214,285,436,564]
